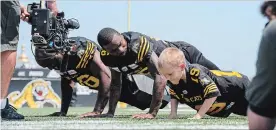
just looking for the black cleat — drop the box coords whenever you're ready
[1,100,24,120]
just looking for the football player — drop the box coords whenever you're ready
[96,27,220,119]
[34,37,169,117]
[158,47,250,119]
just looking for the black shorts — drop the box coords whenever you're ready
[119,76,169,110]
[246,20,276,118]
[224,75,250,102]
[1,1,21,52]
[216,76,250,117]
[230,97,248,116]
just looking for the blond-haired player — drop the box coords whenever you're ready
[158,47,250,119]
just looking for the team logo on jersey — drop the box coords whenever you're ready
[182,90,188,95]
[225,102,235,110]
[131,41,140,54]
[67,70,78,75]
[77,49,85,59]
[200,77,211,86]
[7,79,61,109]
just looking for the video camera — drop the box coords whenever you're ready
[27,2,80,52]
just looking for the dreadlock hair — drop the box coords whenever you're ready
[260,1,276,16]
[97,27,120,47]
[34,48,57,68]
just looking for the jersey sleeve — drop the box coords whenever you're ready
[169,88,179,100]
[189,65,221,99]
[99,49,112,66]
[166,82,181,100]
[128,32,153,63]
[76,40,97,69]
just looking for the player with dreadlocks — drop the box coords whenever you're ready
[34,36,169,117]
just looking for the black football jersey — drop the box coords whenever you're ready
[100,31,219,75]
[100,32,158,75]
[168,64,249,117]
[56,37,102,90]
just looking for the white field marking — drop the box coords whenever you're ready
[126,108,196,112]
[1,119,248,130]
[1,122,248,130]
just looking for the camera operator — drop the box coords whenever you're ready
[1,0,58,120]
[21,0,58,22]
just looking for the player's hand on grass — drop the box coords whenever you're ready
[187,114,202,119]
[132,113,155,119]
[79,111,101,118]
[168,113,178,119]
[48,112,66,117]
[187,117,201,119]
[80,112,114,118]
[93,113,114,118]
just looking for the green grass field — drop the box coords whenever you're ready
[1,107,248,129]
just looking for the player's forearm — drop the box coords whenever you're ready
[93,84,109,113]
[196,97,217,118]
[148,88,163,117]
[148,75,166,117]
[93,71,111,113]
[93,92,109,114]
[60,79,73,114]
[107,85,121,115]
[170,99,178,115]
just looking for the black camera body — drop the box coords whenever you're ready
[30,9,53,37]
[27,2,79,51]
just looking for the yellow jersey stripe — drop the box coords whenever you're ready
[77,42,91,69]
[169,89,176,94]
[210,70,242,78]
[143,39,150,59]
[137,67,148,74]
[81,43,93,68]
[204,85,217,94]
[76,43,89,69]
[80,42,91,68]
[208,89,218,94]
[137,36,145,62]
[204,83,217,93]
[83,45,95,68]
[204,83,215,89]
[204,86,218,97]
[169,90,175,93]
[139,37,149,62]
[204,85,217,95]
[174,95,180,100]
[206,87,218,94]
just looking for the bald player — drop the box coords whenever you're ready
[158,47,250,119]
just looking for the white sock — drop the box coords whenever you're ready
[1,98,8,109]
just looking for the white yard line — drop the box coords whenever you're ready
[126,108,196,112]
[1,119,248,130]
[1,123,248,130]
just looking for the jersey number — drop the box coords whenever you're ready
[77,74,99,88]
[190,68,200,83]
[101,50,110,56]
[210,70,242,78]
[195,102,226,115]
